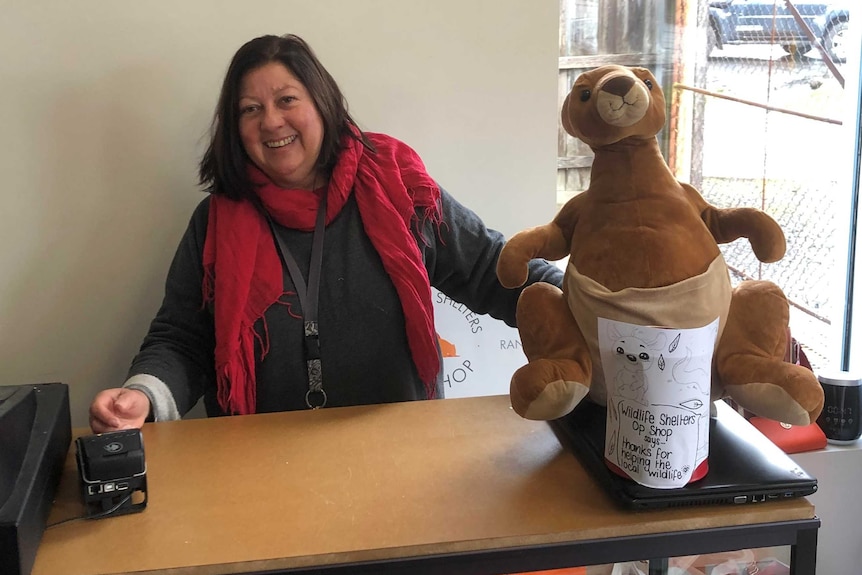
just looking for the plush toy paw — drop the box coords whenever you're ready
[497,240,532,289]
[717,280,825,425]
[507,282,593,420]
[497,223,570,289]
[722,362,824,426]
[510,359,591,420]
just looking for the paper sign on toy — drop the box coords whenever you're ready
[598,318,718,488]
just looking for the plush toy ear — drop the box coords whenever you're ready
[561,90,576,138]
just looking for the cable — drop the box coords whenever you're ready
[46,494,133,528]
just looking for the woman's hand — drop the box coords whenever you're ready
[89,388,151,433]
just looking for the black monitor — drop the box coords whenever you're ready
[0,383,71,575]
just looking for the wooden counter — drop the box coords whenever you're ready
[32,395,817,575]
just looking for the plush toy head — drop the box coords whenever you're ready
[562,65,667,149]
[497,65,824,432]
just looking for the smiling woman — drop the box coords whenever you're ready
[86,32,564,432]
[198,34,362,203]
[0,1,564,439]
[237,63,325,191]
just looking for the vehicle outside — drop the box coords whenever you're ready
[708,1,849,62]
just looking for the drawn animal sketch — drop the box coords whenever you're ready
[608,325,666,404]
[670,348,712,398]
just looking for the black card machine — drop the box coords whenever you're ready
[75,429,148,518]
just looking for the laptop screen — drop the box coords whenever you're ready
[551,399,818,509]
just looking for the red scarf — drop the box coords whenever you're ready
[202,130,441,414]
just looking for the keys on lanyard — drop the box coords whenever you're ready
[266,188,328,409]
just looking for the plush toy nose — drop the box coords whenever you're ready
[602,75,635,98]
[626,354,637,363]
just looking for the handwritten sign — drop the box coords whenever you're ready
[598,318,718,488]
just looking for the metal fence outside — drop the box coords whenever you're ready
[692,43,848,369]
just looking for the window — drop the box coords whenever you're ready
[558,0,860,372]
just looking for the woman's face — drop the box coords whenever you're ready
[238,62,325,190]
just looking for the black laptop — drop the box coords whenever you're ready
[551,398,818,510]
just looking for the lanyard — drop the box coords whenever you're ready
[265,189,328,409]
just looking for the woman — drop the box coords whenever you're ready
[89,34,562,432]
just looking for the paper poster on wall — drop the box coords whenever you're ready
[432,288,525,398]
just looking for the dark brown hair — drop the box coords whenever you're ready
[198,34,371,199]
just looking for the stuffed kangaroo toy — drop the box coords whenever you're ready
[496,65,824,434]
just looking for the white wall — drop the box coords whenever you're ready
[0,1,560,427]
